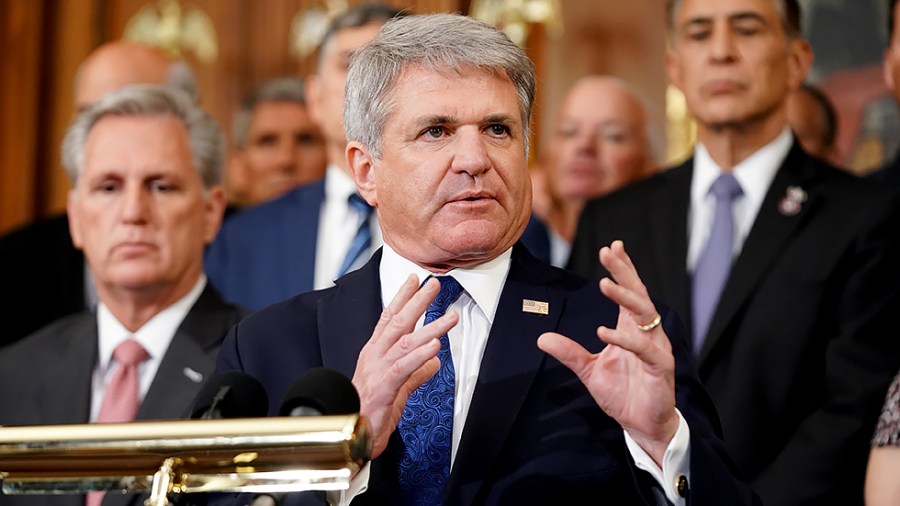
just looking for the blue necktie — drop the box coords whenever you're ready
[397,276,463,506]
[691,173,743,353]
[337,193,373,277]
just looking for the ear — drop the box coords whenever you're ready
[665,48,684,93]
[202,185,227,245]
[787,39,814,91]
[885,49,896,91]
[347,140,377,206]
[66,190,84,250]
[306,75,323,128]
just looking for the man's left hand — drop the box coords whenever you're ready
[538,240,678,466]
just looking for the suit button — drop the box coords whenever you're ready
[676,475,690,498]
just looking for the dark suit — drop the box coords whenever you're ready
[204,178,553,311]
[0,284,247,506]
[0,213,85,348]
[216,245,759,505]
[205,179,326,311]
[568,143,900,505]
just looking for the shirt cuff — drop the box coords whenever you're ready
[623,408,691,505]
[326,462,370,506]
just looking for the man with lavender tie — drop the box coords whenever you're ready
[215,12,761,506]
[568,0,900,504]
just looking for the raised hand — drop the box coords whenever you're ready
[537,240,678,466]
[352,275,459,458]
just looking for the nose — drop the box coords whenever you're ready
[576,127,599,155]
[121,184,150,223]
[709,25,737,63]
[276,140,299,173]
[451,128,491,177]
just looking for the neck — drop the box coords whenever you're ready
[545,197,585,243]
[327,139,350,174]
[697,112,786,170]
[97,274,198,332]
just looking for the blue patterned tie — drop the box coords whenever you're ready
[397,276,464,506]
[692,173,743,353]
[337,193,373,277]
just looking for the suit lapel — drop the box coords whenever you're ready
[137,285,236,420]
[318,250,384,380]
[698,144,822,364]
[41,314,96,425]
[445,246,566,505]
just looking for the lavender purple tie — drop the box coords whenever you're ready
[691,173,743,353]
[397,276,463,506]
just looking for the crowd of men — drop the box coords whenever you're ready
[1,1,900,505]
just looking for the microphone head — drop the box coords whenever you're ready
[189,371,269,419]
[279,367,360,416]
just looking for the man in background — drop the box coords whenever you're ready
[204,4,403,310]
[0,41,197,348]
[532,75,656,267]
[226,77,326,208]
[0,85,245,506]
[868,0,900,188]
[786,82,842,166]
[568,0,900,503]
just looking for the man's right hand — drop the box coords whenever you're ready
[351,274,459,458]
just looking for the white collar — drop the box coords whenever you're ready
[692,127,792,205]
[379,244,512,323]
[96,275,207,371]
[324,164,359,202]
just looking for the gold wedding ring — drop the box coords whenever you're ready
[637,314,662,332]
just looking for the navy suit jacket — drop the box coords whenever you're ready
[0,284,247,506]
[568,142,900,505]
[205,179,326,311]
[216,245,759,505]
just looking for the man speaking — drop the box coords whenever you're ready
[216,13,759,506]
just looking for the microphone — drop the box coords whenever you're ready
[279,367,360,417]
[189,371,269,419]
[251,369,360,506]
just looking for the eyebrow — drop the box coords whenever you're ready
[681,10,770,29]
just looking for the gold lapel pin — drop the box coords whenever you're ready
[522,299,549,315]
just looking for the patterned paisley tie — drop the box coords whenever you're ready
[397,276,463,506]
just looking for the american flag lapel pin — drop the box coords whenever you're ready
[522,299,549,315]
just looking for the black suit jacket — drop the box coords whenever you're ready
[568,143,900,505]
[0,213,85,348]
[0,284,247,506]
[216,245,760,505]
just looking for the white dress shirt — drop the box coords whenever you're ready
[90,275,207,421]
[687,128,792,272]
[313,165,383,290]
[335,245,691,505]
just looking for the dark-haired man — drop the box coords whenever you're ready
[569,0,900,504]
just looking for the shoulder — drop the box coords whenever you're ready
[582,162,692,216]
[0,312,92,362]
[217,179,326,235]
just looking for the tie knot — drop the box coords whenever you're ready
[710,173,743,201]
[428,276,464,315]
[348,193,372,216]
[113,339,148,366]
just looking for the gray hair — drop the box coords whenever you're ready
[666,0,802,39]
[344,13,536,158]
[167,60,199,102]
[61,84,225,189]
[233,77,307,149]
